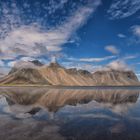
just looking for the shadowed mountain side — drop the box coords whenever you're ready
[1,88,139,113]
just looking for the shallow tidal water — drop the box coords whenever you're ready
[0,87,140,140]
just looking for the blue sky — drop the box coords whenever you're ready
[0,0,140,78]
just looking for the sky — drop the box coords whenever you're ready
[0,0,140,78]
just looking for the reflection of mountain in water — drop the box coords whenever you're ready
[0,87,139,113]
[0,87,140,140]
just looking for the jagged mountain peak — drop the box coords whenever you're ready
[48,61,63,69]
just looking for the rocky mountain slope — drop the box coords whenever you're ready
[39,62,96,86]
[0,68,49,85]
[0,60,139,86]
[92,70,139,86]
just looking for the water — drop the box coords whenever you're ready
[0,87,140,140]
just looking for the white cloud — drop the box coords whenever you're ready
[123,55,138,60]
[118,34,126,38]
[7,60,38,69]
[0,60,4,67]
[106,60,131,71]
[20,57,35,62]
[7,61,17,68]
[67,55,116,62]
[128,25,140,44]
[61,61,102,72]
[0,67,10,77]
[0,25,64,58]
[0,1,101,60]
[136,73,140,80]
[7,57,33,68]
[105,45,119,54]
[0,0,69,38]
[131,25,140,37]
[63,59,132,72]
[136,62,140,65]
[0,54,16,60]
[7,57,47,68]
[108,0,140,19]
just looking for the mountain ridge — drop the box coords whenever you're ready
[0,60,139,86]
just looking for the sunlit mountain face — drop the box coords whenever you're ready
[0,0,140,79]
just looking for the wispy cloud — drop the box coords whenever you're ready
[105,45,119,54]
[136,62,140,65]
[0,67,10,77]
[7,61,18,68]
[136,73,140,80]
[117,34,126,38]
[0,25,64,57]
[63,59,132,72]
[131,25,140,37]
[106,60,131,71]
[61,55,136,73]
[67,55,116,62]
[0,1,101,61]
[123,55,138,60]
[108,0,140,19]
[128,25,140,45]
[61,61,102,72]
[0,60,4,67]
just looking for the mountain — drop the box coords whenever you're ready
[0,68,50,85]
[92,70,139,86]
[0,60,139,85]
[9,60,43,74]
[39,62,96,86]
[1,60,49,85]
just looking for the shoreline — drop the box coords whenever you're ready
[0,85,140,90]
